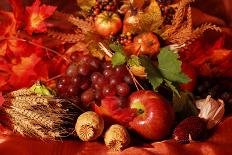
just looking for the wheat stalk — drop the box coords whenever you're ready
[7,88,35,97]
[68,15,94,34]
[9,106,54,128]
[7,109,52,138]
[47,30,85,43]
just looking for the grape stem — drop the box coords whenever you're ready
[98,42,144,91]
[126,66,144,90]
[46,73,64,82]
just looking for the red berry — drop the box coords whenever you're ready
[106,5,111,10]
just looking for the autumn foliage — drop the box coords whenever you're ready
[0,0,67,92]
[0,0,231,93]
[180,36,232,77]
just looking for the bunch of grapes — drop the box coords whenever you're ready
[90,0,117,19]
[112,32,134,46]
[56,53,134,107]
[157,0,175,25]
[194,76,232,114]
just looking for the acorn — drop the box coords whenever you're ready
[75,111,104,141]
[173,116,207,144]
[104,124,130,151]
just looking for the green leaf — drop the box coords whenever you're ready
[164,79,180,97]
[158,47,190,83]
[140,56,163,91]
[109,43,127,67]
[111,52,127,67]
[127,55,141,67]
[109,43,123,53]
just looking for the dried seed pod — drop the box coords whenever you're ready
[75,111,104,141]
[104,124,130,151]
[196,95,225,129]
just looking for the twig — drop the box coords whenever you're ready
[98,42,113,57]
[1,37,70,63]
[46,73,64,82]
[127,66,144,90]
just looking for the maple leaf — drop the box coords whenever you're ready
[182,36,232,77]
[0,11,27,57]
[0,11,17,37]
[93,96,137,127]
[0,57,11,89]
[8,53,44,89]
[8,0,24,28]
[25,0,57,35]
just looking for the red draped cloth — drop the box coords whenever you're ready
[0,116,232,155]
[0,0,231,154]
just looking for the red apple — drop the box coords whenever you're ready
[129,90,175,140]
[124,32,160,56]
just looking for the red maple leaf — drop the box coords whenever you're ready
[8,53,44,89]
[0,57,11,89]
[25,0,57,35]
[93,96,137,127]
[8,0,24,28]
[180,36,232,77]
[0,11,17,37]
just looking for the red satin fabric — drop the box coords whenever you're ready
[0,0,231,155]
[0,116,232,155]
